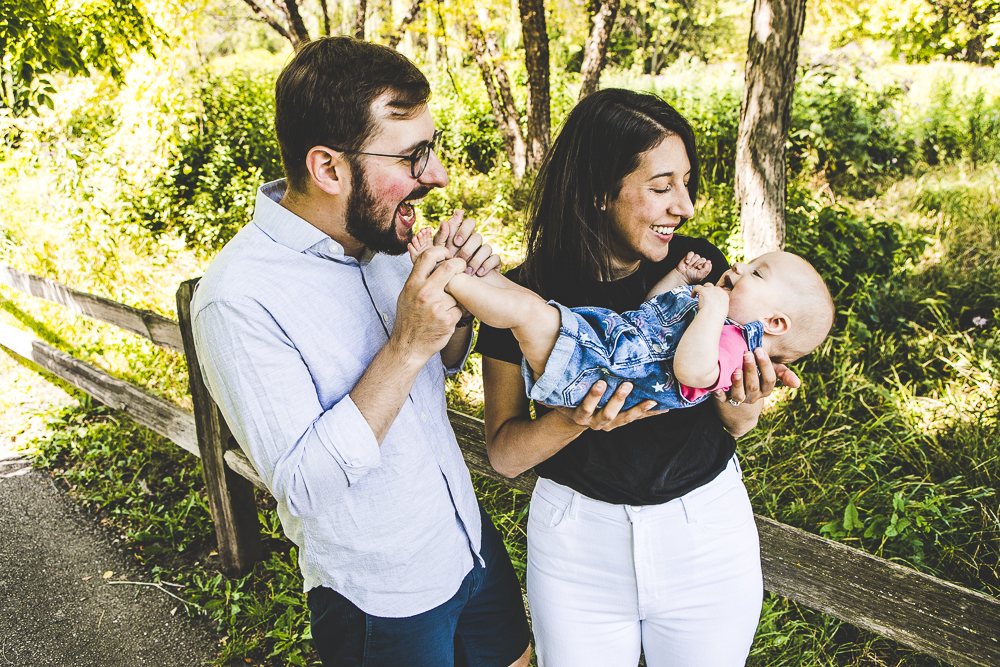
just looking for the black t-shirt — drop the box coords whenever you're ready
[474,235,736,505]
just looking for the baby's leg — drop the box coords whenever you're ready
[450,273,560,375]
[410,227,560,374]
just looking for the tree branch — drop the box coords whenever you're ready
[318,0,331,36]
[468,24,527,178]
[239,0,294,44]
[354,0,367,39]
[274,0,311,44]
[519,0,550,170]
[388,0,423,49]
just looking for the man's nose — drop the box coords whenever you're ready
[418,150,448,188]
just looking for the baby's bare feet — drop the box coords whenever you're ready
[407,227,435,263]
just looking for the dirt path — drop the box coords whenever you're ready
[0,352,223,666]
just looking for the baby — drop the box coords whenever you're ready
[410,229,834,411]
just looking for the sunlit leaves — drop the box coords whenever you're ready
[0,0,161,117]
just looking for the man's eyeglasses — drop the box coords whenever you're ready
[333,129,442,179]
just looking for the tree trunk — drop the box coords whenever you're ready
[276,0,311,44]
[519,0,550,170]
[468,26,528,178]
[734,0,806,258]
[354,0,366,39]
[319,0,331,36]
[389,0,423,49]
[578,0,620,101]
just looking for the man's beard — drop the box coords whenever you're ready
[344,158,412,257]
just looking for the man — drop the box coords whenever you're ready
[191,37,531,667]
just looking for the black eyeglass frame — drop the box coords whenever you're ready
[332,129,442,179]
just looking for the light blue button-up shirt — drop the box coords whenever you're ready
[191,180,482,618]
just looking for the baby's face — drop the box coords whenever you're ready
[716,251,799,324]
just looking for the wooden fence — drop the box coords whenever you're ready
[1,264,998,667]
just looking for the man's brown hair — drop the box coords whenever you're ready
[274,37,431,192]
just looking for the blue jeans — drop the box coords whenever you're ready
[524,287,764,411]
[308,502,530,667]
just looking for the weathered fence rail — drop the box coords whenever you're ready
[1,265,998,667]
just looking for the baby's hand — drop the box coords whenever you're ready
[675,252,712,284]
[691,282,729,315]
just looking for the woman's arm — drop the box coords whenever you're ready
[482,357,661,478]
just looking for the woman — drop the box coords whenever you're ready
[474,89,795,666]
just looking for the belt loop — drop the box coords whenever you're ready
[732,454,743,479]
[680,496,695,524]
[567,491,580,520]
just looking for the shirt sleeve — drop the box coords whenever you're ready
[444,327,475,376]
[679,325,748,402]
[193,298,381,519]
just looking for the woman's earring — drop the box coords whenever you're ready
[599,199,606,211]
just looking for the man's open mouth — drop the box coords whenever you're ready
[396,201,417,229]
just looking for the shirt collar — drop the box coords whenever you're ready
[253,179,367,263]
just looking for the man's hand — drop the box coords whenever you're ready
[391,244,467,365]
[433,209,502,277]
[548,380,665,432]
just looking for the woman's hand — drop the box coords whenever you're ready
[713,348,801,438]
[720,348,801,407]
[548,380,664,432]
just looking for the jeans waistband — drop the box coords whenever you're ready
[533,456,745,521]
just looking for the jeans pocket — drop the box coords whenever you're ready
[528,487,570,530]
[693,484,755,535]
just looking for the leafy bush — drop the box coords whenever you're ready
[127,68,283,251]
[648,61,1000,197]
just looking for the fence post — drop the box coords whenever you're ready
[176,278,262,576]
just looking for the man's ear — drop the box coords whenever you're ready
[762,312,791,336]
[305,146,347,196]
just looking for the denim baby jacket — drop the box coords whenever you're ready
[523,285,765,411]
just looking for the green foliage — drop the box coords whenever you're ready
[650,61,1000,196]
[789,68,914,195]
[815,0,1000,65]
[748,176,1000,595]
[30,398,214,560]
[0,0,160,118]
[599,0,749,73]
[127,68,283,250]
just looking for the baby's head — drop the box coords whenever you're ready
[718,251,833,363]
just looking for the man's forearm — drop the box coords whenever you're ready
[350,338,428,444]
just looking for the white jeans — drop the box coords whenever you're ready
[526,457,763,667]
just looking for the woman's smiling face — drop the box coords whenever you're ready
[605,134,695,274]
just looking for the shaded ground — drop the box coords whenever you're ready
[0,351,223,666]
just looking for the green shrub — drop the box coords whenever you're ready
[127,68,283,251]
